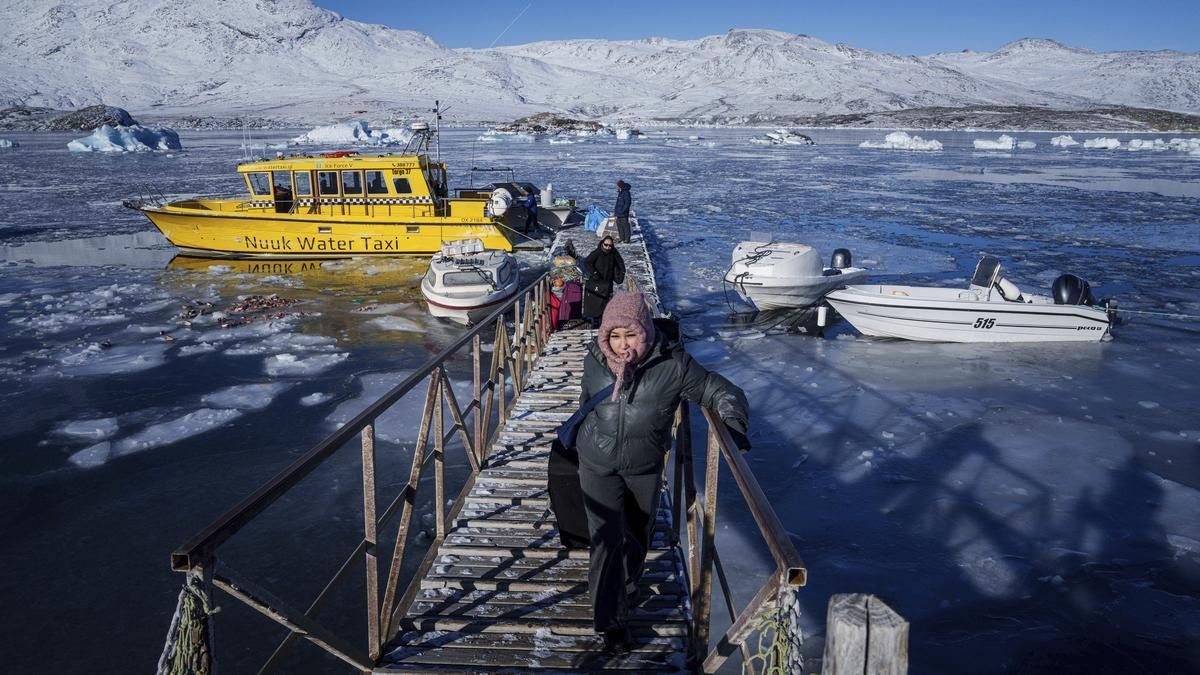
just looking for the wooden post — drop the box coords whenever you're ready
[821,594,908,675]
[379,376,438,636]
[694,426,722,659]
[434,376,445,539]
[360,422,380,660]
[472,334,482,465]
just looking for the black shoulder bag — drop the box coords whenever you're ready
[547,383,614,548]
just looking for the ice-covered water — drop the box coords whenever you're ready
[0,127,1197,672]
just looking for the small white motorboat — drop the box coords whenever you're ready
[825,255,1116,343]
[723,241,868,310]
[421,239,520,325]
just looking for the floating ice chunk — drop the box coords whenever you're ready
[1168,137,1200,155]
[1017,141,1036,149]
[201,382,293,410]
[57,343,168,376]
[112,408,242,457]
[58,417,119,440]
[290,121,411,146]
[369,315,423,332]
[1127,138,1166,151]
[0,138,17,148]
[859,132,942,151]
[67,124,182,152]
[1082,137,1121,150]
[1050,135,1079,147]
[1137,400,1160,409]
[300,392,334,406]
[973,135,1015,150]
[477,130,535,143]
[70,442,112,468]
[265,352,348,376]
[179,342,218,356]
[752,128,814,145]
[615,129,630,140]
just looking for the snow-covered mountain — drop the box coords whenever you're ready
[1,0,1196,124]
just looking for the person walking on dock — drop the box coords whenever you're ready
[576,291,750,655]
[613,180,632,243]
[582,235,625,325]
[520,187,538,235]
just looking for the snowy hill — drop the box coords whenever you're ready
[1,0,1197,125]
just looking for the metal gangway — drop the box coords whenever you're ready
[163,219,806,673]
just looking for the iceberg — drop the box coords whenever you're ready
[973,135,1016,150]
[1169,137,1200,156]
[1050,135,1079,147]
[67,124,182,152]
[1082,137,1121,150]
[1127,138,1168,152]
[1017,141,1036,149]
[477,129,535,143]
[290,121,412,146]
[0,138,16,148]
[751,129,815,146]
[859,131,942,151]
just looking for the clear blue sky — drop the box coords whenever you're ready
[319,0,1197,53]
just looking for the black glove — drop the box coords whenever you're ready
[723,418,751,453]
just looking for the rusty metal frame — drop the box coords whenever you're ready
[669,402,809,673]
[169,273,552,672]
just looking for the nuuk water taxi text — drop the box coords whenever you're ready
[125,123,519,258]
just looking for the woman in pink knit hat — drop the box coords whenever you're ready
[574,290,749,654]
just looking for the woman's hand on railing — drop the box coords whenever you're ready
[724,422,751,453]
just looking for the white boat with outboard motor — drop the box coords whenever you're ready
[825,255,1117,343]
[421,239,519,325]
[723,241,868,310]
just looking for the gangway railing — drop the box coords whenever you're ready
[669,403,807,672]
[166,273,554,672]
[163,269,807,673]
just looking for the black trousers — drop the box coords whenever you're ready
[578,466,661,632]
[615,216,631,242]
[524,210,537,233]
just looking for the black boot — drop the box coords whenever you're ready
[601,625,633,655]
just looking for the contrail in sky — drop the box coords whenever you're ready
[488,1,535,48]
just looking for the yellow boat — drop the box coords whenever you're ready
[126,124,518,258]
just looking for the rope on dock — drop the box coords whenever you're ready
[156,572,216,675]
[744,586,805,675]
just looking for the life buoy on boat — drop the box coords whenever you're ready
[322,150,358,158]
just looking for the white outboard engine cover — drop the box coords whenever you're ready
[489,188,513,217]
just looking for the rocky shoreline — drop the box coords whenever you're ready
[3,104,1198,134]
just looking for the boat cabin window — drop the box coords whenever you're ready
[366,170,388,195]
[318,171,339,196]
[271,171,293,200]
[294,171,312,197]
[443,270,490,287]
[392,177,412,194]
[497,260,515,286]
[247,172,271,196]
[341,170,363,195]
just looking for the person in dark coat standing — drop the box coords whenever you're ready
[520,188,538,235]
[577,291,750,654]
[582,236,625,323]
[613,180,632,243]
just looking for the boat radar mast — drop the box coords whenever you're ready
[403,100,450,161]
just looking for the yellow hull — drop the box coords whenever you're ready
[140,205,514,258]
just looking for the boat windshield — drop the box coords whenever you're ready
[443,269,494,287]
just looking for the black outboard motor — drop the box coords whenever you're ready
[1052,274,1096,306]
[830,248,852,269]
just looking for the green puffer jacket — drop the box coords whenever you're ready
[576,320,749,475]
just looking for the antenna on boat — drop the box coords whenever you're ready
[432,100,451,164]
